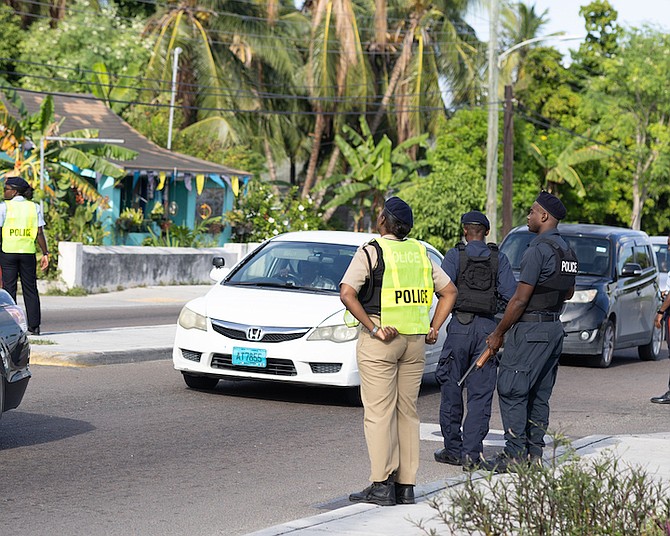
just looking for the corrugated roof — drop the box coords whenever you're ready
[3,89,250,178]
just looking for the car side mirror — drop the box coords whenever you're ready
[210,257,230,282]
[620,263,642,277]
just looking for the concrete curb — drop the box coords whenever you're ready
[30,347,173,367]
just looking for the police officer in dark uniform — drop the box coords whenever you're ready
[482,192,577,472]
[434,211,516,469]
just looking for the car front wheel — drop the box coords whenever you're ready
[593,319,615,368]
[182,373,219,390]
[638,322,663,361]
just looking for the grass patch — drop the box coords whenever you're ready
[28,338,56,345]
[44,286,89,297]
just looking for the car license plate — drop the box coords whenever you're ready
[232,347,267,367]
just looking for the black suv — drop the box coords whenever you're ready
[500,224,662,367]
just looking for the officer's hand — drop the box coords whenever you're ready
[375,326,398,341]
[425,327,438,345]
[40,254,50,271]
[655,313,663,329]
[486,332,503,353]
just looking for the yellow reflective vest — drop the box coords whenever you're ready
[2,200,38,254]
[376,238,434,334]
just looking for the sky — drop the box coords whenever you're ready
[466,0,670,58]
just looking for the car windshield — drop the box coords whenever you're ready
[226,240,357,293]
[501,232,611,276]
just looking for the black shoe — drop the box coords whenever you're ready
[461,455,483,471]
[479,452,529,474]
[28,327,40,335]
[395,484,415,505]
[434,448,461,466]
[650,391,670,404]
[349,480,396,506]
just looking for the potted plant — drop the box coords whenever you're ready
[149,201,165,222]
[115,207,149,245]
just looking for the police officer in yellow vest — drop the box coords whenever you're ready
[340,197,457,506]
[0,176,50,335]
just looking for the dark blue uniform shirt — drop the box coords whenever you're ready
[519,229,569,287]
[441,240,517,302]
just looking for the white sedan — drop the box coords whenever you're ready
[172,231,447,399]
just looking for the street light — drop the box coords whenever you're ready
[167,47,183,151]
[39,136,125,212]
[485,31,584,242]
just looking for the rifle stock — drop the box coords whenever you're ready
[457,346,495,387]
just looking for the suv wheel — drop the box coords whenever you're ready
[638,322,663,361]
[182,373,219,390]
[594,320,615,368]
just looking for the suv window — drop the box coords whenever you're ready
[501,232,611,276]
[618,244,635,275]
[635,245,653,269]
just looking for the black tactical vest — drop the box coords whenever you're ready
[359,240,384,315]
[454,243,499,316]
[526,238,578,312]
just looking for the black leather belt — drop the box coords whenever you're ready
[519,312,561,323]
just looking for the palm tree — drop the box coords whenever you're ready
[369,0,481,143]
[528,136,610,198]
[500,2,549,87]
[301,0,374,198]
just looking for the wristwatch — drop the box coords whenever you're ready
[370,326,379,337]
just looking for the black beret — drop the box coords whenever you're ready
[536,191,567,220]
[461,210,490,231]
[384,196,413,227]
[5,176,30,191]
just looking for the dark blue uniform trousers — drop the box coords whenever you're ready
[435,315,497,462]
[497,320,564,459]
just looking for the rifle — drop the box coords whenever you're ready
[457,346,495,387]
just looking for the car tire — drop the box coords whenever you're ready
[0,376,4,419]
[593,319,615,368]
[182,373,219,390]
[638,322,663,361]
[342,386,362,407]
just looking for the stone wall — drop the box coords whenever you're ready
[57,242,261,293]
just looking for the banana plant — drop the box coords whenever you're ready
[322,116,428,231]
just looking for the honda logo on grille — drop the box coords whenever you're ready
[246,327,263,341]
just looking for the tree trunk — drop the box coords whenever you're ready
[631,173,642,230]
[263,138,280,196]
[370,17,418,136]
[301,111,327,198]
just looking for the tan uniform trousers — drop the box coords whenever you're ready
[357,327,426,485]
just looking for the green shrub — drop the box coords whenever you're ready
[418,436,670,536]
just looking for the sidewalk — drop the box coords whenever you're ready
[25,285,208,367]
[22,286,670,535]
[247,433,670,536]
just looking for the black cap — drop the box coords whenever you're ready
[535,191,567,220]
[384,196,413,227]
[460,210,490,231]
[5,176,30,191]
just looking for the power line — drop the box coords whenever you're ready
[0,84,450,117]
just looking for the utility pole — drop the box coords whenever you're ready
[485,0,501,242]
[502,85,514,238]
[167,47,183,151]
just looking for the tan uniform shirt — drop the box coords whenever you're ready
[340,235,452,295]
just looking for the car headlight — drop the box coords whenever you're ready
[308,324,359,343]
[178,306,207,331]
[566,289,598,304]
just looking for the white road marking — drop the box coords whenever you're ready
[420,423,553,447]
